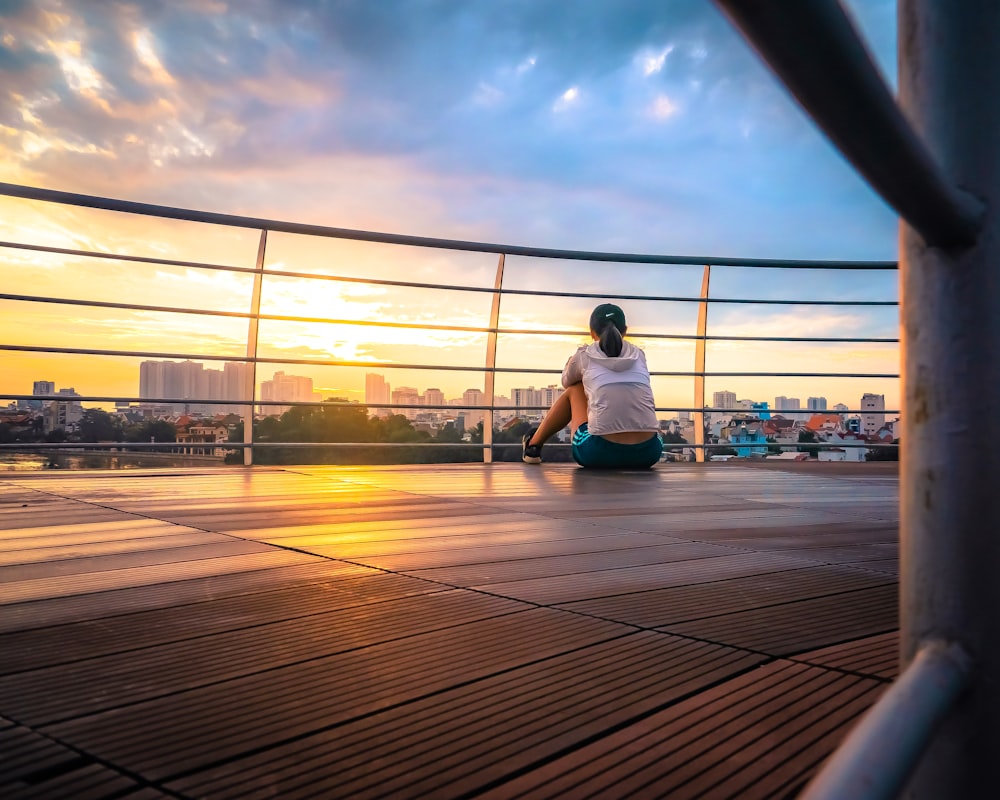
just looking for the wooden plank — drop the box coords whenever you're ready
[0,571,445,675]
[558,565,894,628]
[0,560,373,633]
[474,552,818,605]
[44,609,632,781]
[0,722,141,800]
[399,541,746,586]
[0,531,231,565]
[0,549,317,605]
[0,540,276,582]
[483,660,885,800]
[169,632,766,799]
[660,584,898,656]
[2,590,533,726]
[792,631,899,680]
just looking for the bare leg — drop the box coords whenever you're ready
[530,383,589,445]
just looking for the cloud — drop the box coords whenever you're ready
[0,0,899,267]
[648,93,679,120]
[638,44,674,76]
[552,85,579,112]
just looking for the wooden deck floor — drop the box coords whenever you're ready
[0,462,899,799]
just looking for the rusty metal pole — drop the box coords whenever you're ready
[483,254,505,463]
[899,1,1000,795]
[242,230,266,466]
[693,265,710,463]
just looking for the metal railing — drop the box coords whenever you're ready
[0,182,898,465]
[711,1,997,798]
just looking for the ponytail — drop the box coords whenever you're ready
[598,323,624,357]
[588,303,628,357]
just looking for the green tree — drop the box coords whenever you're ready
[867,438,900,461]
[78,409,123,442]
[468,421,484,444]
[434,421,463,443]
[797,430,820,457]
[126,420,177,443]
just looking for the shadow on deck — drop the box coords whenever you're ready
[0,462,899,799]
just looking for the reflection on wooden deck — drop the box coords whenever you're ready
[0,462,899,799]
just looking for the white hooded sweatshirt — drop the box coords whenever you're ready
[561,341,659,436]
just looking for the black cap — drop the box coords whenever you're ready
[589,303,626,333]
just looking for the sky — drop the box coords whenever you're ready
[0,0,901,414]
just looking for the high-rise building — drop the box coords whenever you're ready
[807,397,828,411]
[713,390,737,409]
[860,393,886,436]
[513,387,543,415]
[539,385,563,408]
[834,402,849,414]
[260,371,319,416]
[365,374,391,416]
[774,396,802,418]
[33,380,55,396]
[423,388,445,408]
[140,360,248,414]
[391,386,421,420]
[462,388,485,429]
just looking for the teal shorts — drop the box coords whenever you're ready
[571,424,663,469]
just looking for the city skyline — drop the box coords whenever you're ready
[10,365,896,419]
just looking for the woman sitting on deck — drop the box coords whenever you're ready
[522,303,663,468]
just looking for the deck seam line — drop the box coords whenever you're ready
[149,629,650,786]
[24,605,549,727]
[0,714,190,800]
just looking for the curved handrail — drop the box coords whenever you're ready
[0,182,900,463]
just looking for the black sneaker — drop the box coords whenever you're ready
[522,429,542,464]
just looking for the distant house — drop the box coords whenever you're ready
[175,424,230,456]
[818,431,866,462]
[725,422,768,458]
[805,413,846,435]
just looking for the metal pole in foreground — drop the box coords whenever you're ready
[693,265,710,463]
[899,1,1000,795]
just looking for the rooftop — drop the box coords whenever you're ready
[1,460,898,798]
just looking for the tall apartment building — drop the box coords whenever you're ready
[391,386,421,420]
[260,371,318,416]
[139,360,248,414]
[774,396,802,418]
[807,396,828,411]
[461,388,486,430]
[24,380,56,410]
[365,373,391,416]
[713,390,737,409]
[860,392,886,436]
[539,385,563,409]
[423,388,445,408]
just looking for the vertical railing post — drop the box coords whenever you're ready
[693,265,711,463]
[899,1,999,795]
[483,253,505,464]
[242,230,267,467]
